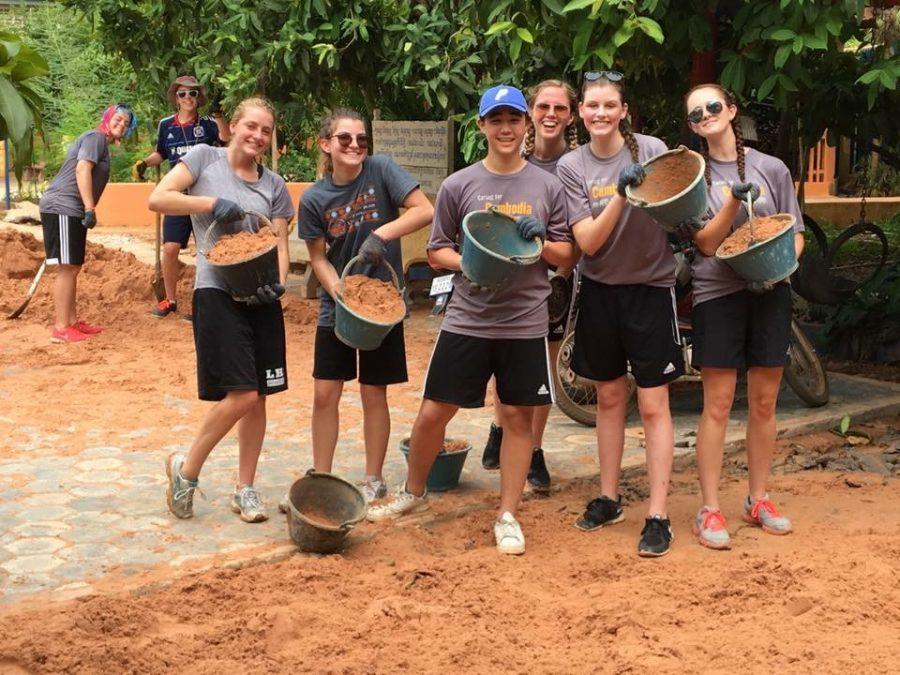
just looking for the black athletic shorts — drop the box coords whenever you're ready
[41,212,87,266]
[193,287,288,401]
[692,284,792,370]
[423,330,554,408]
[572,278,684,388]
[163,214,193,249]
[313,323,408,386]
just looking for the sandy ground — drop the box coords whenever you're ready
[2,227,900,672]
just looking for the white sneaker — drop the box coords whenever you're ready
[278,493,290,514]
[365,484,428,522]
[494,511,525,555]
[360,476,388,503]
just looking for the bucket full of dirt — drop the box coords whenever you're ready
[716,213,797,284]
[399,437,471,491]
[203,211,280,302]
[625,146,707,231]
[461,209,543,289]
[334,255,405,351]
[286,470,367,554]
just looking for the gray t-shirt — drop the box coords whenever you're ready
[298,154,419,326]
[556,135,675,287]
[39,130,110,218]
[526,150,566,176]
[691,148,805,306]
[180,145,295,292]
[428,161,571,340]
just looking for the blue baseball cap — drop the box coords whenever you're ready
[478,85,528,118]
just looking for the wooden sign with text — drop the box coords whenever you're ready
[372,120,454,195]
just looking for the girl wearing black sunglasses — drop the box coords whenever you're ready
[682,83,806,550]
[296,108,434,504]
[556,72,682,558]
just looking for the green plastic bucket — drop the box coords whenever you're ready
[334,255,403,351]
[625,146,708,232]
[202,211,280,302]
[716,214,798,284]
[286,470,367,554]
[461,209,542,289]
[399,437,470,492]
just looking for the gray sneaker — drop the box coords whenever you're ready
[360,476,388,503]
[743,495,792,535]
[278,493,290,514]
[231,485,269,523]
[693,507,731,549]
[166,452,199,519]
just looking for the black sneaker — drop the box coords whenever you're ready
[638,516,674,558]
[481,423,502,471]
[527,447,551,494]
[574,495,623,531]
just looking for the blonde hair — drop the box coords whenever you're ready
[581,75,640,163]
[523,79,579,159]
[317,108,366,176]
[230,96,277,127]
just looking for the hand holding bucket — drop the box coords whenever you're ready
[460,208,543,289]
[201,210,281,303]
[333,255,404,351]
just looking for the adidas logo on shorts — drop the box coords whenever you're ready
[537,384,550,395]
[663,362,676,374]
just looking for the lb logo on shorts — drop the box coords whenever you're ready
[266,367,285,387]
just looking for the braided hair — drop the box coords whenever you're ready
[580,74,639,163]
[317,108,366,176]
[685,84,745,187]
[523,79,578,159]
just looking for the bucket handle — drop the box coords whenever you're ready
[199,210,274,257]
[338,254,401,296]
[303,468,361,532]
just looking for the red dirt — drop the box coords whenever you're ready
[296,505,342,528]
[631,151,700,203]
[339,274,405,323]
[443,438,470,453]
[717,214,794,256]
[207,226,277,264]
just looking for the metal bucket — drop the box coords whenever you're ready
[626,146,708,232]
[202,211,280,302]
[398,438,470,492]
[286,470,367,554]
[461,209,542,289]
[334,255,403,351]
[716,214,798,284]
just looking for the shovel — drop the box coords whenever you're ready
[7,259,47,320]
[151,165,165,302]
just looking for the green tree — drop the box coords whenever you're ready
[0,30,48,180]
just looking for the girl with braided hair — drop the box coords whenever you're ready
[556,72,681,557]
[682,84,805,550]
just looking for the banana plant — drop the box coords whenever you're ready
[0,30,49,181]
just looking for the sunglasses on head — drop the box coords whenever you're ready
[584,71,624,83]
[687,100,724,124]
[329,132,369,149]
[176,89,200,99]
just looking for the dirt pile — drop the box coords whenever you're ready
[631,152,700,203]
[443,438,469,453]
[339,274,405,322]
[717,214,794,256]
[207,227,277,264]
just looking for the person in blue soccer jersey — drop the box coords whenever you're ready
[134,75,229,319]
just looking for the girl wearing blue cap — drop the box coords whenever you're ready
[368,85,576,556]
[39,104,137,343]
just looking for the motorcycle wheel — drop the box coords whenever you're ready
[783,320,829,407]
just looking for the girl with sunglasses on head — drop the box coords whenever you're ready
[681,84,805,550]
[481,79,579,495]
[150,97,295,524]
[39,104,137,343]
[134,75,230,320]
[296,109,433,503]
[556,71,682,557]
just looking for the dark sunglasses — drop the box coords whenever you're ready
[330,132,369,149]
[584,70,624,83]
[687,100,724,124]
[176,89,200,99]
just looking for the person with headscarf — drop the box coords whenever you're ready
[38,103,137,343]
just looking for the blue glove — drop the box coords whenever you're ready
[747,279,775,294]
[247,283,285,305]
[517,215,546,242]
[731,182,760,203]
[212,198,245,224]
[617,163,646,197]
[82,210,97,229]
[358,232,387,266]
[673,215,707,242]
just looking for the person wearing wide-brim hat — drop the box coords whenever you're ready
[134,75,230,319]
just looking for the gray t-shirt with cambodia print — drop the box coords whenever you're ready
[428,161,570,339]
[556,135,675,287]
[691,148,804,306]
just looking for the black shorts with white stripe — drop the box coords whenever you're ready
[423,330,554,408]
[41,212,87,266]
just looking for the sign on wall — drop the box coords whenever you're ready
[372,120,454,195]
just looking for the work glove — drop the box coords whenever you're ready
[747,279,775,294]
[616,163,646,197]
[731,182,760,203]
[132,159,148,181]
[82,210,97,229]
[247,283,286,305]
[673,215,707,242]
[517,215,546,243]
[212,198,245,224]
[357,232,388,266]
